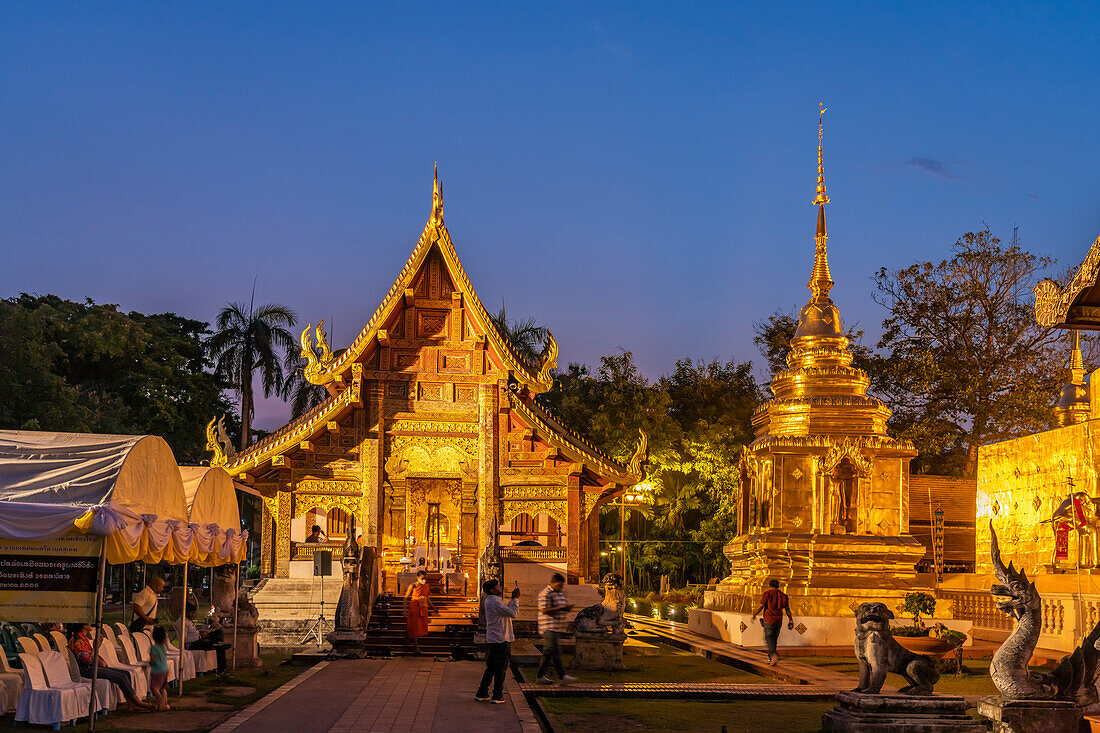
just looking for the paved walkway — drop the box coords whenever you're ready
[212,658,540,733]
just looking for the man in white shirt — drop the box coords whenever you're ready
[475,578,519,703]
[130,575,164,633]
[180,602,230,673]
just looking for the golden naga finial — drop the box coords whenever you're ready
[205,416,232,467]
[301,322,337,386]
[627,429,648,477]
[430,162,444,224]
[533,330,558,391]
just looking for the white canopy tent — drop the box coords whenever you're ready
[0,431,246,564]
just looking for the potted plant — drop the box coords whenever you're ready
[891,592,955,657]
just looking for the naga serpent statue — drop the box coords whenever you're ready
[989,521,1100,704]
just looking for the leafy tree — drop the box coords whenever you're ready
[0,294,232,462]
[490,301,547,364]
[872,228,1062,475]
[208,299,297,450]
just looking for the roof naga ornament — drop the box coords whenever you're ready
[626,428,648,478]
[205,416,234,467]
[988,521,1100,704]
[533,330,558,393]
[301,319,338,386]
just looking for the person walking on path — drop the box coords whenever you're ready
[130,574,164,633]
[475,578,519,704]
[751,579,794,666]
[404,569,435,655]
[536,573,577,685]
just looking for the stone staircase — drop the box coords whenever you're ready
[363,579,479,657]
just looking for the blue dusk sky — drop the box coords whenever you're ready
[2,2,1099,429]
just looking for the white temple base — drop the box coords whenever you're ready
[687,608,972,648]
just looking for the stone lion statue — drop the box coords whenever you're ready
[571,573,626,634]
[852,602,939,695]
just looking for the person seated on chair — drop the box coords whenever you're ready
[304,525,325,543]
[68,623,154,712]
[182,602,230,674]
[130,575,164,633]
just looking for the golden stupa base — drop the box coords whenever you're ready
[708,530,932,617]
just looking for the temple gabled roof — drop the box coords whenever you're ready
[224,170,644,487]
[316,168,555,393]
[1035,232,1100,329]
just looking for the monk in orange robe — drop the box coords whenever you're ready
[404,569,435,654]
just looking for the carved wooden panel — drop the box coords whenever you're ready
[393,351,421,371]
[416,310,448,338]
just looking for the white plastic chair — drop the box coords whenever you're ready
[99,625,118,647]
[38,650,98,714]
[15,653,82,729]
[0,652,25,713]
[113,622,130,639]
[60,648,117,712]
[16,636,39,656]
[33,633,52,653]
[47,631,68,654]
[96,638,149,700]
[132,632,178,683]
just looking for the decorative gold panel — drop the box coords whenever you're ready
[416,310,448,338]
[292,493,360,521]
[295,479,360,494]
[501,500,566,528]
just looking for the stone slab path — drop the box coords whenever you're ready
[624,614,880,692]
[518,681,835,700]
[212,657,540,733]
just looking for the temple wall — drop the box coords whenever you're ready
[976,419,1100,576]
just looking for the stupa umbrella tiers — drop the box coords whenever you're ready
[0,431,248,726]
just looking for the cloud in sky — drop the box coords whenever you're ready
[902,156,963,180]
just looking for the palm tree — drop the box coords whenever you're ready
[208,298,297,450]
[490,301,547,364]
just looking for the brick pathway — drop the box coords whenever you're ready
[214,657,539,733]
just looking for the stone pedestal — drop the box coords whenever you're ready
[226,626,263,669]
[571,630,625,671]
[822,692,985,732]
[977,696,1081,733]
[325,628,366,655]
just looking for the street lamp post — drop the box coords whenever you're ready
[617,491,644,582]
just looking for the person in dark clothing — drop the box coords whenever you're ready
[751,579,794,666]
[181,602,231,673]
[67,623,154,712]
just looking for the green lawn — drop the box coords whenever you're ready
[521,645,780,685]
[541,698,834,733]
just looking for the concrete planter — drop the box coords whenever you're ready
[894,635,956,658]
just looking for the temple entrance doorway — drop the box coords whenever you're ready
[406,477,461,572]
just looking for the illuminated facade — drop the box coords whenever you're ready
[225,170,644,587]
[707,114,928,616]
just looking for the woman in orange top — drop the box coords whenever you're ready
[404,569,435,655]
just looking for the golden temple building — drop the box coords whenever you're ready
[224,169,645,594]
[707,113,929,617]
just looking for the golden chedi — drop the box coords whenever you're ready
[707,111,927,617]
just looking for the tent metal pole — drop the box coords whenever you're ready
[88,540,107,731]
[232,561,240,670]
[178,561,188,695]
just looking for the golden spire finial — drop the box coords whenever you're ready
[813,102,829,207]
[808,103,833,301]
[1070,329,1085,374]
[431,162,443,223]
